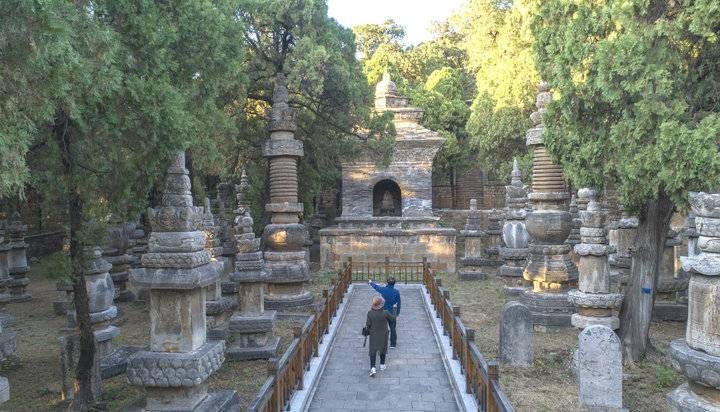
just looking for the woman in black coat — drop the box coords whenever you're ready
[365,295,397,377]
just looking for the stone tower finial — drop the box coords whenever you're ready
[235,169,250,211]
[160,151,193,208]
[530,82,552,126]
[511,158,522,186]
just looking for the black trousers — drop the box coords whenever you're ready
[388,319,397,347]
[370,352,386,368]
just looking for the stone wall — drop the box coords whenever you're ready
[432,169,506,210]
[320,227,456,273]
[26,231,67,258]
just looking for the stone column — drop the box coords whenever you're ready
[103,249,135,303]
[566,194,582,256]
[568,189,623,329]
[127,152,238,411]
[668,191,720,411]
[653,229,689,321]
[607,212,637,292]
[459,199,488,281]
[227,171,279,360]
[499,159,529,299]
[201,197,236,340]
[485,209,505,267]
[521,82,578,332]
[0,213,31,303]
[261,73,312,310]
[687,213,699,257]
[60,247,118,400]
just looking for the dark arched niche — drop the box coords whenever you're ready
[373,179,402,217]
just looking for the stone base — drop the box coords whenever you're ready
[667,383,720,412]
[498,265,524,278]
[0,293,31,304]
[653,301,688,322]
[115,289,136,303]
[521,290,574,332]
[101,345,142,380]
[221,281,238,296]
[458,270,487,281]
[503,287,527,301]
[571,313,619,330]
[124,390,240,412]
[0,313,15,329]
[264,291,314,311]
[226,336,280,361]
[229,311,277,334]
[0,376,8,404]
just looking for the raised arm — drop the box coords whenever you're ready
[370,281,382,293]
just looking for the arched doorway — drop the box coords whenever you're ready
[373,180,402,217]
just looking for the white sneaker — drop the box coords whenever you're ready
[389,345,396,349]
[379,364,386,371]
[369,367,376,377]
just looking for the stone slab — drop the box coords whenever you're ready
[500,302,533,367]
[667,383,720,412]
[226,336,280,361]
[652,301,688,322]
[458,271,487,281]
[577,325,623,410]
[123,389,240,412]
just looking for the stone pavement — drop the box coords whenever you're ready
[307,285,460,412]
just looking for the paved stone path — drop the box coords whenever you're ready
[307,285,460,412]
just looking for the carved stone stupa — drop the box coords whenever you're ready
[127,152,238,411]
[668,191,720,411]
[261,74,313,310]
[521,83,578,331]
[499,159,530,298]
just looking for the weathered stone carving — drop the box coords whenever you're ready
[459,199,488,281]
[608,212,637,292]
[520,83,578,332]
[261,74,313,310]
[667,191,720,411]
[577,325,623,410]
[319,72,456,273]
[126,152,238,411]
[227,171,279,360]
[567,189,623,330]
[499,159,529,298]
[0,212,31,303]
[653,229,689,321]
[499,302,533,367]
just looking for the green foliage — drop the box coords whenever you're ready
[0,0,244,244]
[352,19,406,58]
[459,0,539,181]
[32,251,72,282]
[533,0,720,209]
[654,365,677,389]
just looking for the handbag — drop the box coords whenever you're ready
[362,326,370,347]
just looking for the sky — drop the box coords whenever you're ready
[327,0,466,45]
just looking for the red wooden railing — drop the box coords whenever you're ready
[422,262,514,412]
[248,259,352,411]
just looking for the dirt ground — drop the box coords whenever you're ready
[1,267,337,411]
[440,271,685,412]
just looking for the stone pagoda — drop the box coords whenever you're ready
[499,159,530,299]
[485,209,505,267]
[459,199,488,280]
[103,223,137,303]
[227,171,279,360]
[567,189,623,329]
[201,196,236,340]
[320,72,456,272]
[607,211,637,292]
[653,229,689,321]
[60,247,124,400]
[668,191,720,411]
[521,82,578,331]
[0,212,31,303]
[127,152,238,411]
[260,73,313,310]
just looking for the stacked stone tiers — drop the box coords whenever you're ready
[521,83,578,331]
[567,189,623,330]
[653,230,689,321]
[607,213,637,292]
[226,173,278,360]
[127,152,238,411]
[499,159,529,298]
[668,192,720,411]
[261,74,312,311]
[459,199,488,281]
[484,209,505,267]
[0,213,31,303]
[103,249,136,303]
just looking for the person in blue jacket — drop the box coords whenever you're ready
[368,276,401,348]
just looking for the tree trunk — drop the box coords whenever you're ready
[54,110,97,410]
[618,191,674,363]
